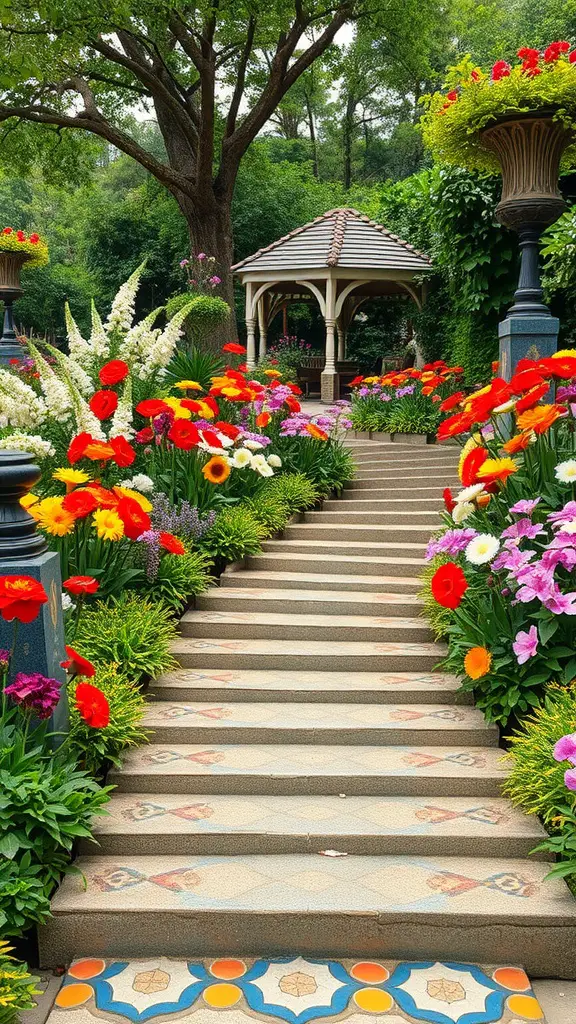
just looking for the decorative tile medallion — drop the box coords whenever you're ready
[49,957,546,1024]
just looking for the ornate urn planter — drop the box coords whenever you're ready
[0,249,30,360]
[481,112,574,316]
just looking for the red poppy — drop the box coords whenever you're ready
[135,426,154,444]
[0,575,48,623]
[202,395,220,416]
[62,645,96,678]
[437,410,475,441]
[431,563,469,609]
[180,399,204,414]
[443,488,456,514]
[461,446,488,487]
[136,399,170,418]
[509,368,546,394]
[84,484,119,509]
[63,576,100,595]
[159,532,186,555]
[440,391,464,413]
[256,412,271,428]
[540,355,576,379]
[67,432,93,465]
[222,342,246,354]
[285,396,301,414]
[99,359,129,386]
[214,421,241,440]
[515,382,549,412]
[62,489,100,518]
[75,682,110,728]
[200,428,223,448]
[110,435,136,467]
[168,419,200,450]
[349,376,365,387]
[89,389,118,420]
[116,496,151,540]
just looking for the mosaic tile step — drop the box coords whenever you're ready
[142,701,497,747]
[172,638,444,673]
[179,611,433,645]
[149,669,470,706]
[246,553,425,578]
[85,793,546,859]
[221,571,423,594]
[196,588,424,619]
[40,854,576,973]
[45,955,547,1024]
[108,743,508,796]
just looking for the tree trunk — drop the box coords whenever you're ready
[343,94,355,191]
[305,93,319,178]
[176,193,238,351]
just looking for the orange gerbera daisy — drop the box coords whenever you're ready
[202,455,231,484]
[502,432,533,454]
[464,647,492,680]
[476,457,518,483]
[305,423,329,441]
[516,404,564,435]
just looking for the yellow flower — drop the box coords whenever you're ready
[20,493,39,509]
[174,379,203,391]
[52,467,90,493]
[197,400,215,419]
[164,396,191,419]
[93,508,124,541]
[263,368,282,378]
[363,375,380,384]
[221,385,244,398]
[27,496,64,522]
[113,486,153,512]
[553,348,576,359]
[36,497,76,537]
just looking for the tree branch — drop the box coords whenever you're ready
[224,15,256,139]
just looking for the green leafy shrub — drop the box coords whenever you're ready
[266,472,318,511]
[278,438,354,495]
[143,550,213,611]
[73,593,177,682]
[419,557,454,642]
[0,942,40,1024]
[0,717,109,936]
[241,492,293,537]
[199,506,266,565]
[166,293,230,347]
[68,664,149,775]
[163,346,224,389]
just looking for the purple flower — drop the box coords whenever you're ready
[565,768,576,791]
[197,252,206,260]
[557,383,576,401]
[179,259,189,268]
[548,501,576,527]
[501,518,544,541]
[0,648,10,666]
[358,387,370,397]
[509,498,541,516]
[137,529,162,581]
[5,672,61,719]
[426,528,477,560]
[491,544,536,573]
[395,385,415,398]
[512,625,539,665]
[543,586,576,615]
[379,392,392,402]
[553,732,576,765]
[209,275,221,285]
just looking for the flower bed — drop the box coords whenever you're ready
[348,361,464,437]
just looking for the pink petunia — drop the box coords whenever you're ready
[553,732,576,765]
[512,625,539,665]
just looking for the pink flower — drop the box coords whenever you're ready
[512,624,538,665]
[4,672,61,719]
[509,498,540,515]
[553,732,576,765]
[179,259,189,267]
[209,275,221,285]
[565,768,576,791]
[197,252,206,260]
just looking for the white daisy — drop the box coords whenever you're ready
[465,534,500,565]
[232,448,253,469]
[555,459,576,483]
[244,439,265,451]
[455,483,486,504]
[267,454,282,468]
[452,501,474,524]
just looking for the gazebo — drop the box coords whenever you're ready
[232,207,432,401]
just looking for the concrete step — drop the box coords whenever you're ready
[42,853,576,974]
[246,551,426,577]
[180,610,433,644]
[85,793,546,858]
[149,668,470,705]
[142,701,497,747]
[262,538,426,555]
[285,522,435,544]
[222,568,422,591]
[348,477,459,491]
[196,586,423,617]
[337,493,444,505]
[172,637,445,672]
[307,510,442,524]
[352,458,459,472]
[108,742,507,796]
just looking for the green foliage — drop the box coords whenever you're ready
[422,55,576,173]
[72,593,177,683]
[266,472,319,511]
[163,347,225,390]
[0,229,48,267]
[143,550,214,612]
[0,716,109,936]
[418,556,454,641]
[68,664,149,775]
[446,312,498,386]
[241,491,293,536]
[199,506,266,564]
[0,942,40,1024]
[166,293,231,347]
[277,438,354,495]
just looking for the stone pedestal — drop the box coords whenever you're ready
[321,371,340,403]
[498,314,559,380]
[0,450,68,734]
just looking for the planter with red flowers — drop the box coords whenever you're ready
[422,44,576,316]
[0,227,49,359]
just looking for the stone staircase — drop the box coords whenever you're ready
[40,441,576,978]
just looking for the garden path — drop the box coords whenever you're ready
[40,440,576,1019]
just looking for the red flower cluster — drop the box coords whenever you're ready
[75,681,109,728]
[67,432,136,467]
[491,60,511,81]
[1,227,40,243]
[0,576,48,623]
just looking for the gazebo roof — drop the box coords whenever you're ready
[232,207,431,274]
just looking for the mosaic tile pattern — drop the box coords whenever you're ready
[48,956,546,1023]
[152,670,462,696]
[143,703,479,727]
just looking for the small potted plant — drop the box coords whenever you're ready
[422,44,576,315]
[0,227,49,359]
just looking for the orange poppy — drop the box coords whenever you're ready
[256,412,271,428]
[502,432,533,454]
[464,647,492,680]
[306,423,329,441]
[516,404,564,435]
